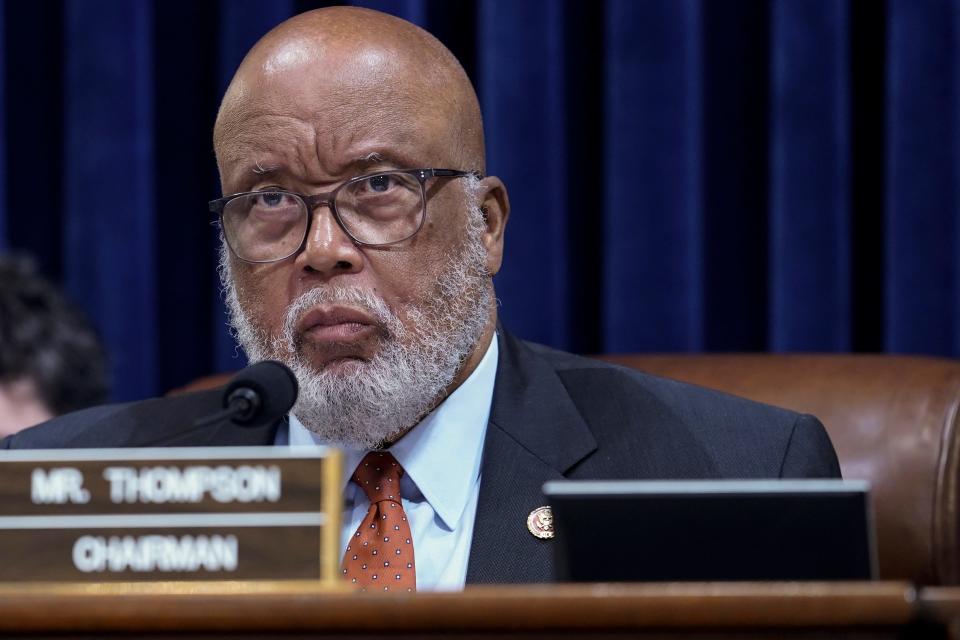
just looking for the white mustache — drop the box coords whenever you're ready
[279,286,400,352]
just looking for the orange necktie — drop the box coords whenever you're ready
[341,451,416,591]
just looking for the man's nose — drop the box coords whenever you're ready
[295,204,364,277]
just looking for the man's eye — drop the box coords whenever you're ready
[255,192,288,207]
[367,175,394,193]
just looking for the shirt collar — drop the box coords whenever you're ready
[287,334,498,530]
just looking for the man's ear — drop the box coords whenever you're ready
[477,176,509,276]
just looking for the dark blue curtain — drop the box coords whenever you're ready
[0,0,957,402]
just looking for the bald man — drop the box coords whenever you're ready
[3,8,840,588]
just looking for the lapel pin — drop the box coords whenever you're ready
[527,506,554,540]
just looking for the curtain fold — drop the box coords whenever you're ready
[0,0,956,401]
[63,0,157,400]
[604,0,703,352]
[885,0,958,355]
[768,0,851,351]
[480,0,570,348]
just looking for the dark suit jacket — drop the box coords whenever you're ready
[2,330,840,583]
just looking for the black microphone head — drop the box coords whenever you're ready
[223,360,298,428]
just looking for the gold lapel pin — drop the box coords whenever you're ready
[527,506,554,540]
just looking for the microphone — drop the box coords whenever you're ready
[192,361,299,430]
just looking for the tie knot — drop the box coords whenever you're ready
[352,451,404,504]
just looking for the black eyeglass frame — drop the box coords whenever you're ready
[209,168,479,263]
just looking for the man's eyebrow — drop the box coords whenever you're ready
[244,152,417,180]
[350,151,417,172]
[356,152,385,167]
[252,161,279,175]
[351,152,392,172]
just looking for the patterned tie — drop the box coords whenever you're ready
[341,451,416,591]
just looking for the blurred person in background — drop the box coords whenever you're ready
[0,255,108,435]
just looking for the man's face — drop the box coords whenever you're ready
[215,41,498,447]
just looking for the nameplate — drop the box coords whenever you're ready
[0,447,342,585]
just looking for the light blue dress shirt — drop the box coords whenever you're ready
[276,335,498,591]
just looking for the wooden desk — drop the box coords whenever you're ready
[0,581,950,639]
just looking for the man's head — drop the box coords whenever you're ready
[0,256,109,436]
[213,7,509,449]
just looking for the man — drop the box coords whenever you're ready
[0,255,108,435]
[3,7,839,588]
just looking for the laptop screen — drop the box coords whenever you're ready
[543,479,875,582]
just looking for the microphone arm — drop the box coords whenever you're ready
[191,387,262,429]
[138,361,298,446]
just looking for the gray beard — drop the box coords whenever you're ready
[220,209,492,449]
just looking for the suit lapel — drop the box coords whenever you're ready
[466,331,597,584]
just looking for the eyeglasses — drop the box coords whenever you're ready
[209,168,476,264]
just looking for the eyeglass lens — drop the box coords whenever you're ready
[221,172,425,262]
